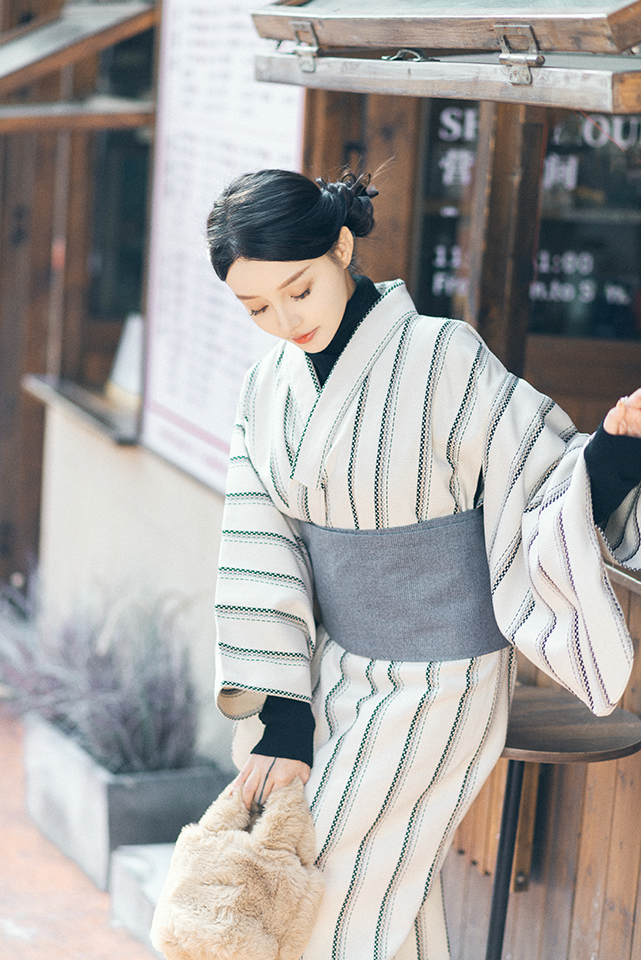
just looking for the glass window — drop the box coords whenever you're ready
[530,110,641,341]
[88,30,154,321]
[415,100,641,342]
[89,129,150,320]
[414,99,479,321]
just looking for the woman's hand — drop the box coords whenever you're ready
[232,754,311,810]
[603,388,641,437]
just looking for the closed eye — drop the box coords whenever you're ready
[292,287,311,302]
[249,305,268,317]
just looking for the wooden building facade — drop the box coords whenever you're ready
[296,84,641,960]
[253,4,641,958]
[255,0,641,960]
[3,2,641,957]
[0,0,155,586]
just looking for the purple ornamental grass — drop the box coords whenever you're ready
[0,595,199,774]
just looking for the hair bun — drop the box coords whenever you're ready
[346,172,379,200]
[207,168,376,280]
[315,169,376,239]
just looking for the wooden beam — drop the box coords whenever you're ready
[302,88,364,180]
[358,94,422,288]
[464,100,497,331]
[0,3,157,98]
[253,1,641,55]
[22,374,138,444]
[15,119,57,580]
[256,52,641,114]
[0,131,37,581]
[0,96,154,131]
[464,102,546,376]
[61,130,92,381]
[301,90,422,288]
[0,7,62,40]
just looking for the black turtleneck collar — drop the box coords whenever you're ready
[306,275,380,386]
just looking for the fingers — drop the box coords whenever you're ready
[604,391,641,437]
[232,755,274,809]
[232,755,311,809]
[603,403,624,436]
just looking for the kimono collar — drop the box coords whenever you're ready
[306,274,381,386]
[286,279,415,491]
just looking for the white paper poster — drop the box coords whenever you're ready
[143,0,304,491]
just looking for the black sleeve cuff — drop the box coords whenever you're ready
[584,423,641,528]
[251,695,315,767]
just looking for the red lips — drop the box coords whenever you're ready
[292,329,317,345]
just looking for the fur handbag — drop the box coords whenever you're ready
[150,777,325,960]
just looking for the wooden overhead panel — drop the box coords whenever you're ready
[0,2,157,97]
[253,0,641,54]
[255,53,641,113]
[256,52,641,112]
[253,0,641,110]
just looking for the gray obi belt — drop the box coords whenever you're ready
[298,507,509,662]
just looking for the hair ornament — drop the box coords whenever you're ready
[316,169,378,202]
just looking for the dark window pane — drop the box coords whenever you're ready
[88,30,154,321]
[414,100,479,320]
[528,110,641,340]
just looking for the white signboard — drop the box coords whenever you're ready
[143,0,304,491]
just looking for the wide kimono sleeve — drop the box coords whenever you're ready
[478,344,637,716]
[214,387,317,721]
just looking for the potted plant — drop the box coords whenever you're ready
[0,584,228,890]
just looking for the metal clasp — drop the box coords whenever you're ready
[382,49,435,63]
[494,24,545,85]
[290,19,319,73]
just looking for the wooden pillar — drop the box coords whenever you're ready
[56,131,91,381]
[0,132,38,580]
[359,94,423,288]
[302,89,365,180]
[302,90,423,289]
[15,123,58,581]
[465,102,547,377]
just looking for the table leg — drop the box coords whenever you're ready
[484,759,525,960]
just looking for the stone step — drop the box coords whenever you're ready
[110,843,175,956]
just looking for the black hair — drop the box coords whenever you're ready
[206,168,377,281]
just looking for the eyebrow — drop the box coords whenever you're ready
[236,264,311,301]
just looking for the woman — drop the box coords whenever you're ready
[207,169,641,960]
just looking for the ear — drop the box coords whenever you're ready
[333,225,354,268]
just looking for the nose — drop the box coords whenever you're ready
[273,303,301,337]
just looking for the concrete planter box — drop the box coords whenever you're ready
[24,712,228,890]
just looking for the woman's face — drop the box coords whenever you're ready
[225,226,356,352]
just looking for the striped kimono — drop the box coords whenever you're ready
[214,280,638,960]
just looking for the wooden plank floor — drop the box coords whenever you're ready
[443,756,641,960]
[443,848,492,960]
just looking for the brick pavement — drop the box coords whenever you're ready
[0,706,155,960]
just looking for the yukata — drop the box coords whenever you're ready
[214,280,639,960]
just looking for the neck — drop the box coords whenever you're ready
[344,270,356,302]
[306,275,381,386]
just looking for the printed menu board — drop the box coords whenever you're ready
[143,0,304,491]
